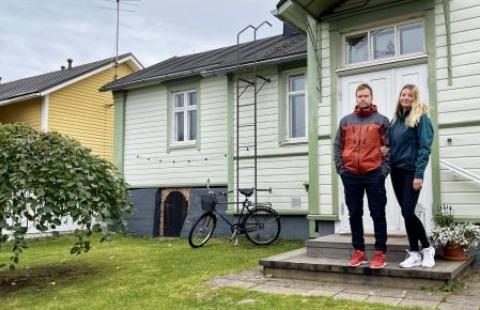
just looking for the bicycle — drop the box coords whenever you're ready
[188,187,281,248]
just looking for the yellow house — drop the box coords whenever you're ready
[0,54,142,161]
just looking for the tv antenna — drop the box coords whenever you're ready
[100,0,140,80]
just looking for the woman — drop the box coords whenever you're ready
[382,84,435,268]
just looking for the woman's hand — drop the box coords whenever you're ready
[380,146,390,157]
[413,178,423,191]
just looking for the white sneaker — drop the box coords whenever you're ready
[421,246,436,268]
[399,250,422,268]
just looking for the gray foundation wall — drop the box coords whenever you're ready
[126,187,310,240]
[126,188,160,237]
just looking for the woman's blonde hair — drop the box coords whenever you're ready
[394,84,429,128]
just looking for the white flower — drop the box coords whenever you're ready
[431,223,480,248]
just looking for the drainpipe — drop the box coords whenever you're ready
[442,0,453,86]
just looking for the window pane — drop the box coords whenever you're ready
[346,33,368,63]
[188,110,196,140]
[372,27,395,59]
[289,94,305,138]
[400,23,424,54]
[289,75,304,92]
[174,94,184,108]
[175,112,184,141]
[188,92,197,106]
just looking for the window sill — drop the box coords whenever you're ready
[280,138,308,146]
[169,141,197,151]
[337,54,428,77]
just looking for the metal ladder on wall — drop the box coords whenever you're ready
[234,22,273,211]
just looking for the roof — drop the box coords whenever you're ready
[0,53,142,104]
[101,32,307,92]
[276,0,343,18]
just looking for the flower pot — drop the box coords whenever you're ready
[442,245,467,261]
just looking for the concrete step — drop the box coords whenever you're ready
[306,234,413,262]
[259,248,475,289]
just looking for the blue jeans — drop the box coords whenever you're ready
[341,169,388,252]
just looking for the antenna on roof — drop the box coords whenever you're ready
[100,0,141,80]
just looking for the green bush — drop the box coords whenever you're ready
[0,124,132,269]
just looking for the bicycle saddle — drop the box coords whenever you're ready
[238,188,254,197]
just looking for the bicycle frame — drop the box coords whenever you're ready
[211,195,252,232]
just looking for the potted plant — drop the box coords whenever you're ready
[430,205,480,261]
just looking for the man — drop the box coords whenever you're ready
[333,83,390,269]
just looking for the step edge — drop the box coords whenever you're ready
[259,259,469,281]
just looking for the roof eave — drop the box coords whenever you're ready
[0,93,41,107]
[103,53,307,92]
[274,0,309,31]
[275,0,344,27]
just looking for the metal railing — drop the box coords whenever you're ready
[440,159,480,185]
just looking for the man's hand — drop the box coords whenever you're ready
[413,178,423,191]
[380,146,390,157]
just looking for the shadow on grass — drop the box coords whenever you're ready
[0,262,105,295]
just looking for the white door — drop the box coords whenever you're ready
[338,64,432,235]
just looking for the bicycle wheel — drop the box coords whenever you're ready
[243,207,281,245]
[188,213,216,248]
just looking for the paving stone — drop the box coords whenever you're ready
[437,303,480,310]
[404,292,445,302]
[342,285,380,296]
[253,284,311,295]
[399,298,440,308]
[365,295,403,306]
[444,294,480,307]
[302,287,342,297]
[374,288,409,298]
[334,292,369,302]
[455,287,480,296]
[264,278,325,290]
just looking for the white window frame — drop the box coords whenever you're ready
[171,89,197,145]
[285,72,307,142]
[342,19,426,67]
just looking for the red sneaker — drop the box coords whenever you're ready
[348,250,368,267]
[370,250,386,269]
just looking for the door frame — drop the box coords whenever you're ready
[336,64,433,235]
[327,5,441,232]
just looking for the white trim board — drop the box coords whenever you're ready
[0,55,142,106]
[41,95,49,132]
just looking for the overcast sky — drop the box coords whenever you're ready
[0,0,283,82]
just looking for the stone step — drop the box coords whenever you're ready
[259,248,475,289]
[306,234,413,262]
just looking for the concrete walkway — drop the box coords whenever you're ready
[208,269,480,309]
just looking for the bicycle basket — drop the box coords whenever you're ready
[200,194,216,212]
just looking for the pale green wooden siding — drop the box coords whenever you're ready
[123,76,228,186]
[435,0,480,215]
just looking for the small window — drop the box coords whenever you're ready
[287,74,306,139]
[344,21,425,65]
[372,27,395,59]
[399,22,424,55]
[174,94,184,108]
[346,33,369,64]
[172,90,197,143]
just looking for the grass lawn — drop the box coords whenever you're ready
[0,235,412,309]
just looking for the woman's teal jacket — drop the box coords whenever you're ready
[388,113,434,179]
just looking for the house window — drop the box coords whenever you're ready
[345,20,425,65]
[399,22,424,54]
[287,74,306,139]
[346,33,369,63]
[172,90,197,143]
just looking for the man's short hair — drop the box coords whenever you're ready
[356,83,373,97]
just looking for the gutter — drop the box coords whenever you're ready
[102,52,307,92]
[0,93,40,107]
